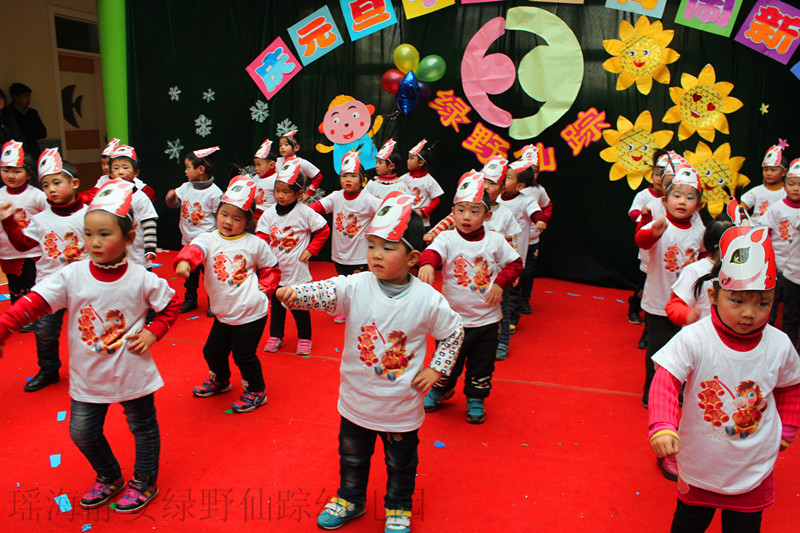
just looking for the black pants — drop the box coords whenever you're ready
[270,289,311,339]
[184,264,204,295]
[644,313,681,403]
[334,262,369,277]
[432,322,499,399]
[202,316,267,392]
[671,500,762,533]
[6,257,36,304]
[781,274,800,349]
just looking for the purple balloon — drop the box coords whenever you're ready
[396,71,419,117]
[417,81,432,102]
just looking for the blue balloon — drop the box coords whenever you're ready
[396,71,419,116]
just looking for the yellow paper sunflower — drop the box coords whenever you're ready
[684,141,749,217]
[662,65,743,142]
[600,110,674,189]
[602,16,680,95]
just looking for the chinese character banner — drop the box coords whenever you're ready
[246,37,302,100]
[604,0,667,18]
[340,0,398,41]
[288,5,344,66]
[402,0,456,19]
[675,0,744,37]
[734,0,800,64]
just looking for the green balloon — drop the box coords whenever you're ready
[416,55,446,82]
[393,44,420,74]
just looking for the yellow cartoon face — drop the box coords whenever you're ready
[615,129,658,174]
[680,85,722,129]
[697,160,732,203]
[620,36,662,77]
[600,110,673,189]
[685,141,749,217]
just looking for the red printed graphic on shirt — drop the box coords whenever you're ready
[758,200,770,216]
[697,376,767,440]
[43,231,83,264]
[663,245,698,272]
[335,212,361,238]
[77,305,126,355]
[453,255,492,293]
[255,188,266,207]
[411,187,423,206]
[211,253,248,286]
[13,208,30,229]
[269,226,299,253]
[357,322,414,382]
[779,219,792,241]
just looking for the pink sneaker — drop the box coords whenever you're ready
[263,337,283,352]
[296,339,312,355]
[658,455,678,481]
[334,314,346,324]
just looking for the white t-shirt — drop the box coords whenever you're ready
[363,176,410,200]
[24,205,88,282]
[640,218,705,316]
[190,231,277,325]
[174,181,222,245]
[128,189,158,268]
[520,185,550,244]
[399,172,443,226]
[256,202,327,285]
[497,193,540,266]
[318,190,381,265]
[0,185,48,260]
[742,184,786,226]
[34,260,175,403]
[638,199,702,274]
[671,256,714,322]
[763,199,800,273]
[254,174,277,213]
[653,318,800,494]
[629,187,660,217]
[485,203,522,242]
[427,229,520,327]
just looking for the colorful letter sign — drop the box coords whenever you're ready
[675,0,744,37]
[288,6,344,66]
[735,0,800,64]
[246,37,301,100]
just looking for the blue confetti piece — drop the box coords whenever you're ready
[616,299,625,303]
[335,349,339,352]
[54,494,72,513]
[26,376,34,382]
[186,316,199,320]
[152,263,163,268]
[592,296,605,300]
[16,482,19,487]
[50,454,61,468]
[82,525,92,532]
[0,294,9,301]
[56,411,66,421]
[566,293,580,297]
[544,290,553,294]
[434,440,446,448]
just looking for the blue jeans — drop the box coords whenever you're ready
[69,393,160,482]
[34,309,66,372]
[337,416,419,510]
[518,242,539,306]
[499,285,520,346]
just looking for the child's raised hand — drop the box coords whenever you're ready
[298,250,312,263]
[423,233,434,245]
[650,434,679,458]
[275,287,297,308]
[535,221,547,231]
[175,260,192,279]
[166,189,177,202]
[411,367,441,394]
[685,308,701,325]
[651,217,668,238]
[418,264,435,285]
[126,329,157,355]
[486,283,503,306]
[0,201,14,220]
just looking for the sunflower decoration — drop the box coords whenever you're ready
[684,141,749,217]
[600,110,674,190]
[662,65,743,142]
[602,16,680,95]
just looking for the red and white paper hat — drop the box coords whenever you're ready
[276,156,302,185]
[409,139,427,156]
[671,163,700,190]
[762,141,788,168]
[341,151,361,175]
[787,158,800,179]
[221,175,257,212]
[89,180,134,217]
[1,140,25,167]
[38,148,63,177]
[377,139,396,160]
[193,146,219,159]
[453,170,487,207]
[366,191,415,243]
[110,144,137,161]
[718,226,776,291]
[282,129,297,139]
[657,151,687,175]
[101,138,120,157]
[254,139,272,159]
[509,145,539,173]
[481,155,507,184]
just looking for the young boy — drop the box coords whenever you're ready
[364,139,408,199]
[166,146,223,313]
[400,140,443,227]
[0,148,87,391]
[80,138,156,205]
[275,191,464,533]
[252,139,277,218]
[418,172,522,423]
[742,142,788,226]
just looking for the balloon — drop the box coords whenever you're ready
[416,54,447,82]
[381,69,404,95]
[393,44,420,74]
[396,71,419,116]
[417,81,432,102]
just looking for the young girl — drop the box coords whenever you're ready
[400,139,443,228]
[274,130,323,201]
[0,180,180,513]
[741,142,788,226]
[175,176,279,412]
[364,139,408,199]
[636,164,706,408]
[80,138,155,205]
[252,139,278,218]
[309,151,380,324]
[0,140,47,327]
[649,224,800,532]
[166,147,223,313]
[256,157,330,355]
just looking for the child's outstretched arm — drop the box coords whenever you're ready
[127,293,182,355]
[0,202,39,252]
[412,323,465,393]
[417,249,443,285]
[0,292,52,357]
[165,189,180,209]
[424,214,455,244]
[142,217,158,260]
[648,366,682,457]
[257,265,282,298]
[665,292,700,326]
[775,383,800,451]
[635,218,667,250]
[174,244,206,279]
[278,279,338,313]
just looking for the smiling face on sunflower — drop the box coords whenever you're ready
[600,110,674,189]
[684,141,749,217]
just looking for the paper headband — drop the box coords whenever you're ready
[787,158,800,179]
[656,151,687,175]
[221,175,257,212]
[193,146,220,159]
[377,139,396,160]
[340,151,361,175]
[38,148,67,178]
[89,180,134,218]
[718,226,776,291]
[453,170,488,207]
[254,139,273,159]
[276,156,302,185]
[509,145,539,173]
[101,138,121,157]
[481,155,508,184]
[366,191,415,245]
[110,144,137,161]
[671,163,700,191]
[1,140,25,167]
[762,143,787,168]
[409,139,427,158]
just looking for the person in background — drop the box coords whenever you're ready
[4,83,46,159]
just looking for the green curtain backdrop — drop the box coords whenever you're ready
[126,0,800,289]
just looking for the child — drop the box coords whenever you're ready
[0,140,47,328]
[166,146,223,313]
[649,224,800,532]
[175,176,280,413]
[741,142,788,226]
[257,157,330,354]
[419,172,522,423]
[274,191,464,532]
[309,151,380,324]
[400,139,443,228]
[364,139,408,199]
[252,139,278,217]
[274,130,323,200]
[0,180,180,513]
[636,164,706,408]
[80,138,155,204]
[0,148,87,392]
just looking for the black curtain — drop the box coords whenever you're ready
[127,0,800,289]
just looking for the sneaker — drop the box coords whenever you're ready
[296,339,312,355]
[232,387,267,413]
[495,343,509,361]
[80,475,125,509]
[465,397,486,424]
[385,509,412,533]
[181,296,198,313]
[317,497,366,530]
[115,475,158,514]
[192,372,232,398]
[637,328,648,350]
[424,388,454,412]
[658,456,678,482]
[509,324,517,335]
[334,314,346,324]
[263,337,283,352]
[520,301,532,315]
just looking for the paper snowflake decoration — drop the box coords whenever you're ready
[164,138,185,161]
[168,86,181,102]
[276,119,298,137]
[202,88,215,102]
[250,100,270,123]
[195,114,212,138]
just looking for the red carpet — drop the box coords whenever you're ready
[1,253,799,532]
